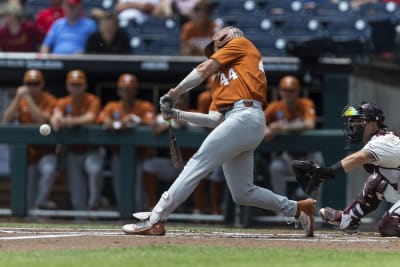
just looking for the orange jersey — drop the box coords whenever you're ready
[54,92,100,117]
[181,21,219,55]
[55,92,100,153]
[264,98,316,123]
[210,37,267,109]
[17,92,57,164]
[18,92,57,123]
[97,99,155,125]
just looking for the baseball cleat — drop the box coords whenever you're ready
[319,207,342,227]
[295,198,316,237]
[122,220,166,236]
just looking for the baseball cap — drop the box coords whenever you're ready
[117,74,138,88]
[23,69,44,83]
[279,75,300,91]
[65,0,81,5]
[66,70,87,84]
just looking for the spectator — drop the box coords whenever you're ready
[50,69,104,211]
[2,69,58,210]
[85,11,131,54]
[40,0,96,55]
[34,0,64,37]
[154,0,200,25]
[0,2,42,51]
[264,76,324,198]
[180,0,220,56]
[97,73,155,210]
[114,0,160,25]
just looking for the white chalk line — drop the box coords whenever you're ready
[0,228,392,242]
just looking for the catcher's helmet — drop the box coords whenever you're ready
[342,101,385,149]
[204,26,244,58]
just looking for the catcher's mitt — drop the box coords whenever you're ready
[291,160,322,195]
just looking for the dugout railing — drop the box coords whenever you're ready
[0,125,348,223]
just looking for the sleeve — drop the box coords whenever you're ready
[96,103,113,124]
[42,20,59,48]
[362,135,400,166]
[87,95,101,116]
[42,94,57,117]
[140,101,156,125]
[264,104,275,124]
[54,98,66,114]
[211,38,246,68]
[301,98,316,121]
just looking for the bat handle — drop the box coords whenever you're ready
[167,119,172,126]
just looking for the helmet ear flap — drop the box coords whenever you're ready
[204,41,215,58]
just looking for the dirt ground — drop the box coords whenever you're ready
[1,225,399,252]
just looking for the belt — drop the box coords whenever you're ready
[217,100,262,115]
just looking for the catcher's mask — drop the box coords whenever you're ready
[204,26,244,58]
[342,101,385,150]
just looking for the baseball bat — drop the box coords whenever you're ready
[167,119,184,171]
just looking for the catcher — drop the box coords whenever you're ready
[292,101,400,236]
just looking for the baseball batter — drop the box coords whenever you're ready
[318,102,400,236]
[122,26,315,237]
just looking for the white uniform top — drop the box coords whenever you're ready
[362,131,400,169]
[363,131,400,186]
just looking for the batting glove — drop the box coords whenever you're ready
[160,94,173,111]
[162,109,180,121]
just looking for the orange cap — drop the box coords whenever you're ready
[117,73,138,88]
[279,76,300,91]
[23,69,44,83]
[66,69,87,84]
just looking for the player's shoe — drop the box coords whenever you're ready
[122,220,166,236]
[295,198,315,237]
[319,207,342,227]
[320,207,360,233]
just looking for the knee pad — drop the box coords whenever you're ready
[149,191,175,224]
[359,173,388,213]
[378,211,400,237]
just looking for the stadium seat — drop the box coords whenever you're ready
[249,36,287,57]
[263,0,305,24]
[280,18,325,43]
[212,0,261,26]
[356,2,399,23]
[326,19,372,57]
[137,17,180,39]
[307,1,352,24]
[236,17,276,38]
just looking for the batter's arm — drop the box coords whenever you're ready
[170,59,221,97]
[177,110,223,128]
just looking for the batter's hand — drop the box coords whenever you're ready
[160,94,173,111]
[162,109,180,121]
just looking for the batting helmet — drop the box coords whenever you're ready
[66,69,87,85]
[23,69,44,84]
[117,73,138,88]
[204,26,244,58]
[279,76,300,91]
[342,101,386,149]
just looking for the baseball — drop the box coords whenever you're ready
[39,124,51,136]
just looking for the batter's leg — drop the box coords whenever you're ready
[223,149,297,217]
